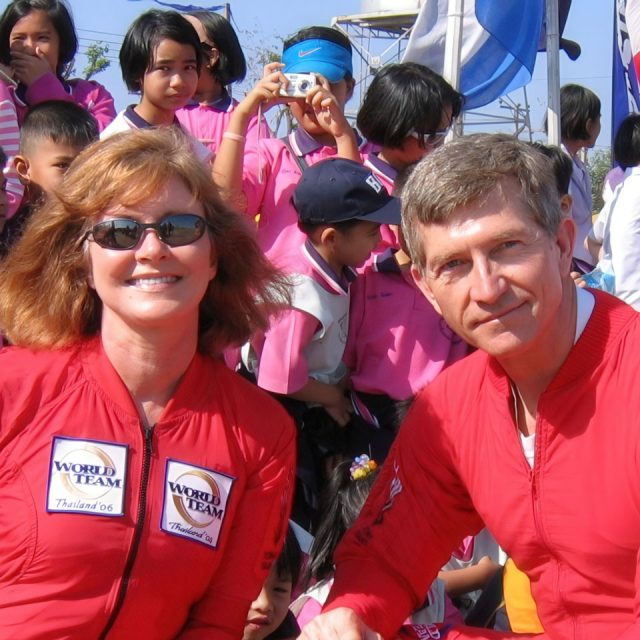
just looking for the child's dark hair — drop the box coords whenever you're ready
[0,145,6,169]
[297,217,366,237]
[0,0,77,75]
[357,63,463,148]
[187,10,246,86]
[119,9,202,92]
[283,26,353,82]
[306,458,379,584]
[20,100,98,153]
[276,525,302,588]
[613,114,640,169]
[530,142,572,196]
[560,84,601,142]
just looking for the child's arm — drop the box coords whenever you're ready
[437,556,501,598]
[212,63,284,210]
[289,377,352,427]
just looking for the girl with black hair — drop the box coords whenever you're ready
[559,83,601,272]
[0,0,115,131]
[356,63,462,250]
[101,9,211,164]
[176,10,271,155]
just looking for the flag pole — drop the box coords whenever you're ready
[443,0,464,136]
[546,0,561,145]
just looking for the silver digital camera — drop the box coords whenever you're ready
[279,73,317,98]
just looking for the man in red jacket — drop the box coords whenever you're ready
[299,134,640,640]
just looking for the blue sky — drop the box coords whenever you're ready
[0,0,613,149]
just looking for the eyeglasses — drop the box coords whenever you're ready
[409,126,452,148]
[85,214,209,250]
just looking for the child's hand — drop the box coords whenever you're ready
[0,62,16,87]
[324,384,353,427]
[305,74,352,140]
[237,62,287,118]
[571,271,586,288]
[10,46,52,86]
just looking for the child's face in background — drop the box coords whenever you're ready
[16,139,80,197]
[9,9,60,75]
[243,564,292,640]
[139,39,199,117]
[333,220,382,268]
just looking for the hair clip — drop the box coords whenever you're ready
[350,454,378,481]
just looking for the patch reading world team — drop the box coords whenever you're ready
[161,459,235,548]
[47,436,128,516]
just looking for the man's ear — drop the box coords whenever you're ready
[411,264,443,316]
[556,216,577,275]
[13,155,30,185]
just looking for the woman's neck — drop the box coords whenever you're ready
[196,79,224,104]
[100,314,199,425]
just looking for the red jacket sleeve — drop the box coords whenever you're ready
[324,390,485,637]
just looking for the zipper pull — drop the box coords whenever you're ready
[143,424,154,456]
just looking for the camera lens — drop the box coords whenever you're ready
[299,81,309,91]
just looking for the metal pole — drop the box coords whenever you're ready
[443,0,465,137]
[546,0,561,145]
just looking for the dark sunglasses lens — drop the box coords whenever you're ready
[159,214,206,247]
[93,219,141,249]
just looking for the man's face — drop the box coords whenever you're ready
[411,178,575,362]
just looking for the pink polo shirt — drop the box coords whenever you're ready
[176,91,269,155]
[242,128,368,261]
[251,240,355,395]
[363,152,400,252]
[344,249,468,400]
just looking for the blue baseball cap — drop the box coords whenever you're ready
[282,38,353,84]
[293,158,401,226]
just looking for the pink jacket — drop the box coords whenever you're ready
[12,71,115,131]
[327,291,640,639]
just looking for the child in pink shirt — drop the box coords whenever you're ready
[175,11,270,155]
[243,158,401,526]
[0,0,115,131]
[213,26,361,261]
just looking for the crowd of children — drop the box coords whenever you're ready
[0,0,608,637]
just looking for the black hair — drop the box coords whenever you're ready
[357,63,463,149]
[0,145,6,169]
[283,26,353,83]
[297,217,371,237]
[560,84,601,142]
[530,142,572,196]
[187,10,246,86]
[613,114,640,169]
[119,9,202,93]
[275,526,302,588]
[20,100,98,153]
[0,0,77,76]
[305,458,379,584]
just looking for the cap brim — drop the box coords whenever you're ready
[356,196,402,225]
[283,60,345,84]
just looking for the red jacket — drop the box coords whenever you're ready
[0,338,295,639]
[326,291,640,639]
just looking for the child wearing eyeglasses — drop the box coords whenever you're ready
[176,11,271,156]
[101,9,211,165]
[356,63,463,252]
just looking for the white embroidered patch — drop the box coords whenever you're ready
[161,459,235,548]
[47,436,128,516]
[366,173,383,193]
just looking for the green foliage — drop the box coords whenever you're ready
[82,42,110,81]
[589,148,612,213]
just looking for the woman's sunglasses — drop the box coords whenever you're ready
[85,214,209,251]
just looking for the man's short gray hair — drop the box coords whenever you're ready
[401,133,563,274]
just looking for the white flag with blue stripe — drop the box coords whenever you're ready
[403,0,544,110]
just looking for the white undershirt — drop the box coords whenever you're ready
[518,286,595,468]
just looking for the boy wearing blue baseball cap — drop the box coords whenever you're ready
[213,26,364,264]
[241,158,400,526]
